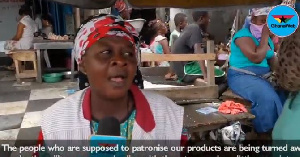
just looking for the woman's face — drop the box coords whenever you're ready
[251,15,267,25]
[80,36,137,99]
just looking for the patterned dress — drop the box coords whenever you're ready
[91,110,136,140]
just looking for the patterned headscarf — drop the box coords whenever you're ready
[251,7,272,16]
[281,0,296,8]
[115,0,127,12]
[74,14,138,64]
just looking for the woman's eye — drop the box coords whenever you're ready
[124,52,134,57]
[101,50,109,54]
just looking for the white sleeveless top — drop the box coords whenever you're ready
[18,16,38,49]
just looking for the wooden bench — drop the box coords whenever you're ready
[184,103,255,139]
[10,50,37,83]
[141,40,219,101]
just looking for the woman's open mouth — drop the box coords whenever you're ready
[110,76,125,83]
[109,74,128,87]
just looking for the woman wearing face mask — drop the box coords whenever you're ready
[227,7,287,134]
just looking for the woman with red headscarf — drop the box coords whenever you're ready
[34,14,185,157]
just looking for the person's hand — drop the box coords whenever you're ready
[262,24,271,36]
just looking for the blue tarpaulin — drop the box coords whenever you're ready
[48,1,73,35]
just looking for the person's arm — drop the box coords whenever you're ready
[274,43,280,52]
[159,39,171,54]
[187,26,207,79]
[268,56,278,71]
[235,25,270,64]
[194,43,207,79]
[171,34,178,48]
[12,22,25,41]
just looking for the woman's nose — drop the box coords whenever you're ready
[110,53,128,67]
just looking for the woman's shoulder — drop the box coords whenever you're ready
[42,90,85,118]
[20,16,37,27]
[141,90,184,111]
[20,16,31,23]
[154,35,167,42]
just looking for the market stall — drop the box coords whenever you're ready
[47,0,281,142]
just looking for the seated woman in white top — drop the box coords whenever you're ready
[0,5,37,70]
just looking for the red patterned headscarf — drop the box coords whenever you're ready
[74,15,138,64]
[114,0,127,12]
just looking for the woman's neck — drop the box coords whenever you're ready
[90,91,133,122]
[19,15,25,20]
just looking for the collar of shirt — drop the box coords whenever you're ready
[82,85,155,132]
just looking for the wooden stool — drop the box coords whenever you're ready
[11,50,37,83]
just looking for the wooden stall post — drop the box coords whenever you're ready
[206,40,215,86]
[75,8,81,29]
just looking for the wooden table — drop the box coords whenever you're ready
[33,39,75,83]
[183,103,255,135]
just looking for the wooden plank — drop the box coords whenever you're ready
[10,49,35,53]
[17,70,37,78]
[221,89,244,99]
[176,99,220,105]
[206,40,215,86]
[219,112,255,122]
[141,53,216,62]
[33,42,74,50]
[145,85,219,101]
[140,67,169,76]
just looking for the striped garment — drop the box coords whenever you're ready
[37,85,184,156]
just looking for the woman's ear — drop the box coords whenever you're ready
[251,15,256,24]
[79,58,87,75]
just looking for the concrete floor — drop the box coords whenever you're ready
[0,68,77,157]
[0,67,210,156]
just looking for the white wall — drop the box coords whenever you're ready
[0,1,24,41]
[169,8,248,43]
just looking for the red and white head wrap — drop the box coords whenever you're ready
[114,0,127,12]
[74,14,138,64]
